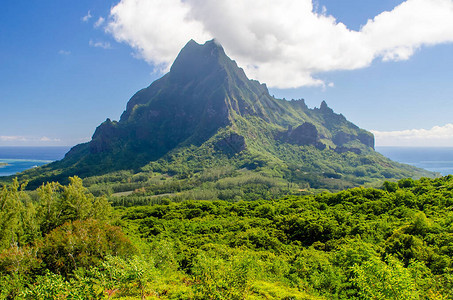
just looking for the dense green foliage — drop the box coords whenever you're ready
[81,144,434,205]
[1,175,453,299]
[0,177,136,299]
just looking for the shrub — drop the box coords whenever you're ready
[38,219,136,277]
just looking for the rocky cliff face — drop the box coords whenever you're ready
[279,122,325,150]
[90,119,120,154]
[333,132,375,149]
[215,133,247,156]
[90,40,235,161]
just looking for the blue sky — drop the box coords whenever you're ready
[1,0,453,147]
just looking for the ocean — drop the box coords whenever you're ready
[0,146,452,177]
[376,147,453,176]
[0,146,71,177]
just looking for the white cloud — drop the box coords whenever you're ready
[58,50,71,55]
[362,0,453,62]
[89,39,112,49]
[40,137,61,142]
[107,0,209,71]
[0,136,27,142]
[106,0,453,88]
[0,136,61,144]
[372,124,453,147]
[94,17,105,28]
[82,10,92,22]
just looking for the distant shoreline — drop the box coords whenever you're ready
[0,147,70,177]
[376,146,453,176]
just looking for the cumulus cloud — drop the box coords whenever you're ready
[106,0,453,88]
[107,0,209,71]
[89,39,112,49]
[372,124,453,147]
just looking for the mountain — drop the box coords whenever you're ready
[14,40,434,192]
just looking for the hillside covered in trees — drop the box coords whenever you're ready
[1,175,453,299]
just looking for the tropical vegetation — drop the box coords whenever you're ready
[1,175,453,299]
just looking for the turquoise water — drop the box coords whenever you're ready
[0,146,70,177]
[376,147,453,176]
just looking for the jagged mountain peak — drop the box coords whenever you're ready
[169,39,266,95]
[174,39,225,62]
[319,100,334,114]
[170,39,229,81]
[119,39,279,127]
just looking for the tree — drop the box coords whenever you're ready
[0,179,28,250]
[38,219,136,277]
[60,176,94,222]
[352,256,419,299]
[36,181,63,235]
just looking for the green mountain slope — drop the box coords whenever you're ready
[10,40,434,192]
